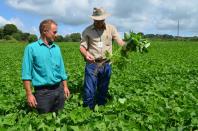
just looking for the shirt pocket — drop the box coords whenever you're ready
[105,33,112,46]
[33,55,47,77]
[53,60,61,78]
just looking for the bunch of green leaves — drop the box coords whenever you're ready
[122,31,150,54]
[105,31,151,69]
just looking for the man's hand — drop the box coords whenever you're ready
[64,87,70,99]
[86,51,95,63]
[23,81,37,108]
[116,39,126,46]
[80,46,95,63]
[27,94,37,108]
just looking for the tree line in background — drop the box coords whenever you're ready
[1,24,198,43]
[0,24,81,43]
[144,33,198,41]
[0,24,38,43]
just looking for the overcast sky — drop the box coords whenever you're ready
[0,0,198,37]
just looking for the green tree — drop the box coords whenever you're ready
[64,35,72,42]
[3,24,18,36]
[4,35,13,40]
[55,35,64,42]
[21,32,30,41]
[12,32,22,41]
[144,34,155,38]
[70,33,81,42]
[0,28,3,39]
[28,34,38,43]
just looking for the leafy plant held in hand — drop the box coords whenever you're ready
[105,31,151,68]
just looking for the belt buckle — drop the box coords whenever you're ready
[95,58,104,63]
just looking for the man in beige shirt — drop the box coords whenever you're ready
[80,7,125,109]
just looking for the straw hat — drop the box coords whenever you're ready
[90,8,110,20]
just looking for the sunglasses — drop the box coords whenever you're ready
[52,31,57,34]
[94,20,105,23]
[45,30,57,34]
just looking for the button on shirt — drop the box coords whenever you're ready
[80,24,121,59]
[22,39,67,86]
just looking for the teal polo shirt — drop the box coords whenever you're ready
[22,39,68,87]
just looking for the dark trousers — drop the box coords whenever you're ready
[83,62,111,109]
[34,83,65,114]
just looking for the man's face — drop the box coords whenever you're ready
[45,23,57,43]
[94,20,105,29]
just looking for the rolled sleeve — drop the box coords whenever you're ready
[22,45,33,80]
[111,25,121,41]
[80,31,88,49]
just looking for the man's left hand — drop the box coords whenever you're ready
[63,87,70,99]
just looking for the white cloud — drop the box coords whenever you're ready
[0,16,9,27]
[0,16,24,29]
[0,16,38,35]
[10,18,24,29]
[5,0,198,36]
[6,0,90,25]
[29,26,39,36]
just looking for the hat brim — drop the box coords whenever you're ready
[90,13,110,20]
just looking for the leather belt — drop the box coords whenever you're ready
[34,82,60,91]
[95,58,109,63]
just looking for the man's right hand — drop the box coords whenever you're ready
[27,94,37,108]
[86,51,95,63]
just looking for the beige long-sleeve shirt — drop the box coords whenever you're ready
[80,24,121,59]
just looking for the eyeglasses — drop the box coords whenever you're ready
[94,20,105,23]
[52,31,57,34]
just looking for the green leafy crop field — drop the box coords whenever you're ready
[0,41,198,130]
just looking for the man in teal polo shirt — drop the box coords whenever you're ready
[22,19,70,114]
